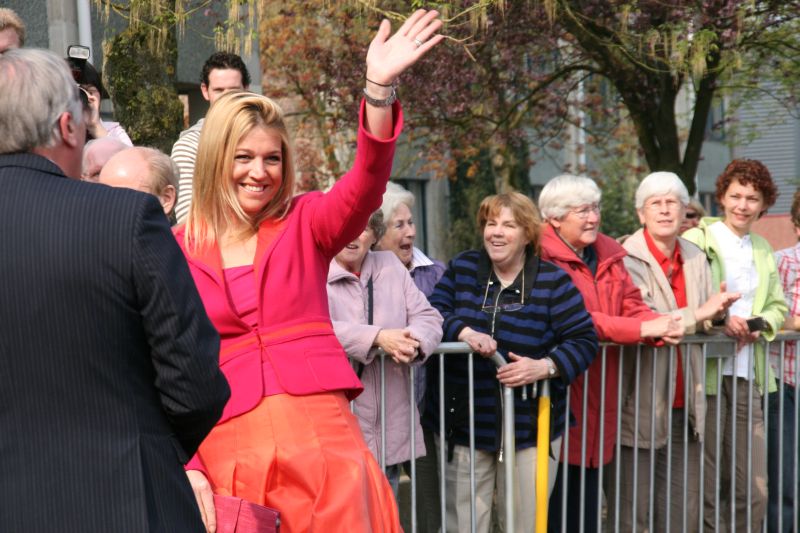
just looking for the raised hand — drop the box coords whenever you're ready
[365,9,445,86]
[695,290,741,323]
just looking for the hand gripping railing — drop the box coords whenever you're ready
[360,343,553,533]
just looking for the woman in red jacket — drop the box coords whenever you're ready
[538,174,684,533]
[175,11,444,532]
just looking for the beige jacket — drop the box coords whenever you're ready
[620,229,714,447]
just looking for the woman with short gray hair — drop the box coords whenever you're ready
[539,173,685,533]
[619,171,738,531]
[376,181,445,532]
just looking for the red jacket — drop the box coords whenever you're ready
[540,224,659,466]
[176,101,402,471]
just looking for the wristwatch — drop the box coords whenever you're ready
[544,357,557,377]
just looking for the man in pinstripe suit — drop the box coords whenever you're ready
[0,48,230,532]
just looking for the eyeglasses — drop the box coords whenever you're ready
[685,212,699,219]
[481,269,525,315]
[569,203,601,219]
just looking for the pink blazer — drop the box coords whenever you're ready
[175,102,403,472]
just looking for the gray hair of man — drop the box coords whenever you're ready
[0,48,84,153]
[380,181,415,224]
[634,171,690,210]
[136,146,180,197]
[538,174,602,220]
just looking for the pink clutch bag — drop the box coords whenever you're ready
[213,494,280,533]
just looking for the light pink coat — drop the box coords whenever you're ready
[327,251,443,466]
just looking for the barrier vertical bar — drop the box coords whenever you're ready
[632,346,641,530]
[731,362,737,532]
[665,344,674,533]
[560,374,570,533]
[794,344,799,532]
[579,367,589,533]
[698,342,708,533]
[468,352,476,533]
[490,352,515,533]
[409,364,417,533]
[648,348,657,533]
[714,359,723,532]
[597,348,607,532]
[439,352,447,533]
[614,344,624,533]
[776,340,785,533]
[381,354,386,471]
[681,341,690,533]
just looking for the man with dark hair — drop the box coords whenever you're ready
[171,51,251,223]
[0,48,230,532]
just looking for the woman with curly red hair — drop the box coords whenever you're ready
[684,159,787,532]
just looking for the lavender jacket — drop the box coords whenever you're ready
[327,251,443,466]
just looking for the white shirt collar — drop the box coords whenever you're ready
[409,246,434,272]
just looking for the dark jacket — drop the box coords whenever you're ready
[0,153,229,532]
[425,249,597,456]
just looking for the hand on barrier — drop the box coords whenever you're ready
[496,352,551,387]
[641,313,684,343]
[724,315,761,351]
[375,328,420,364]
[458,327,497,357]
[186,469,216,533]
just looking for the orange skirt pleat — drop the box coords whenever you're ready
[198,392,401,533]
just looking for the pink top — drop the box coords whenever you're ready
[223,265,284,396]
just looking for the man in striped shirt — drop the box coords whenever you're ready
[170,52,250,223]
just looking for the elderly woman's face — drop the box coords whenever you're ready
[637,194,684,241]
[377,202,416,267]
[550,202,600,251]
[336,228,377,273]
[483,207,529,270]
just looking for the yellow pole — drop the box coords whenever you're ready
[535,380,551,533]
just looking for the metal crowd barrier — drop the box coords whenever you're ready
[355,332,800,533]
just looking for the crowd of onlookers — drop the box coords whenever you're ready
[4,5,800,532]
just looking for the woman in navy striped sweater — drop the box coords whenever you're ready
[426,191,598,532]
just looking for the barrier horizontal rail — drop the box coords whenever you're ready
[358,332,800,533]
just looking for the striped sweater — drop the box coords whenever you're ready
[170,118,204,224]
[425,249,597,454]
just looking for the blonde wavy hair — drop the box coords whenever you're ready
[185,91,295,253]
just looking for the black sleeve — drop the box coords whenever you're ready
[131,195,230,457]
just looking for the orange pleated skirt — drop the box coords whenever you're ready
[198,391,401,533]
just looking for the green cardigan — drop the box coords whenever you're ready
[683,217,786,395]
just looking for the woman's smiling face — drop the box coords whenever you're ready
[230,125,283,217]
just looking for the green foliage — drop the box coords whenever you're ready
[598,170,639,239]
[104,25,183,153]
[446,150,497,256]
